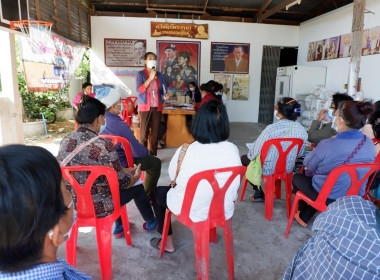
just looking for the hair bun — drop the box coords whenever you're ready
[357,101,374,117]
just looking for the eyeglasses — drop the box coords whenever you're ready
[329,105,336,110]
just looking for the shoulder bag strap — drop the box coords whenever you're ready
[169,143,190,187]
[60,136,100,167]
[342,135,367,165]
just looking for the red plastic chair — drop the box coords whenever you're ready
[121,96,137,126]
[239,138,304,220]
[100,134,145,180]
[285,162,380,238]
[62,166,132,280]
[373,138,380,162]
[159,166,246,280]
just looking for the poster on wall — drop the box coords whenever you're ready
[156,40,200,90]
[104,39,147,67]
[362,26,380,56]
[231,74,249,101]
[210,42,250,74]
[151,22,208,39]
[323,36,340,60]
[307,41,318,62]
[338,33,352,58]
[214,73,232,100]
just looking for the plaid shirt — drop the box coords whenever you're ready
[247,119,308,175]
[57,125,130,218]
[0,258,92,279]
[283,196,380,280]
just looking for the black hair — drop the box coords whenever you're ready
[369,101,380,139]
[0,145,66,272]
[277,97,301,121]
[339,100,374,130]
[214,82,223,92]
[191,99,229,144]
[188,81,198,89]
[178,51,191,63]
[134,40,146,48]
[332,93,353,110]
[200,83,213,93]
[143,52,157,60]
[75,95,106,124]
[82,82,92,89]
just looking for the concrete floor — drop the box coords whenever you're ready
[53,122,313,280]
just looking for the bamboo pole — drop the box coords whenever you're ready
[347,0,366,99]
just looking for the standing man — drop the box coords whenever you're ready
[134,40,146,66]
[224,46,249,73]
[136,52,167,156]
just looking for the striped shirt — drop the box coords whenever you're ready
[247,119,308,175]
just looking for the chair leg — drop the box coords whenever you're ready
[120,206,132,246]
[66,223,78,267]
[193,227,210,280]
[264,177,275,221]
[285,175,293,219]
[239,178,248,201]
[209,227,217,243]
[284,195,301,239]
[223,219,235,280]
[95,222,113,280]
[275,179,281,199]
[159,210,171,258]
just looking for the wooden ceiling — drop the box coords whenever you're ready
[85,0,354,26]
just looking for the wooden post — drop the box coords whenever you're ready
[347,0,366,99]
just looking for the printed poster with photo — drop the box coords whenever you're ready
[156,40,200,90]
[338,33,352,58]
[323,36,340,60]
[362,26,380,56]
[104,39,147,67]
[210,42,250,74]
[214,73,232,100]
[232,74,249,101]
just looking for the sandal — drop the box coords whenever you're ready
[295,211,308,228]
[249,193,265,202]
[150,237,174,253]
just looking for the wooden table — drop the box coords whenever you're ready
[162,108,196,147]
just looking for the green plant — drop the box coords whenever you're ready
[75,48,90,81]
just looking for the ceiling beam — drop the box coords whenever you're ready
[203,0,209,12]
[94,10,300,25]
[90,2,307,15]
[258,0,302,21]
[146,0,149,8]
[146,8,206,14]
[255,0,272,21]
[302,0,336,21]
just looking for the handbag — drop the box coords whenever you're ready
[169,143,190,188]
[245,122,295,188]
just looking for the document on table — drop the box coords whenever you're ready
[164,107,175,110]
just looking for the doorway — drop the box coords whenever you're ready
[258,46,298,123]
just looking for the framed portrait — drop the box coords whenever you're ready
[210,42,250,74]
[322,36,340,60]
[214,73,232,100]
[232,74,249,101]
[362,27,380,56]
[104,39,146,67]
[156,40,201,90]
[338,33,352,58]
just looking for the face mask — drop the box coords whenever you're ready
[99,116,106,134]
[327,109,334,121]
[189,88,195,91]
[118,103,123,114]
[146,60,157,69]
[274,110,280,121]
[63,208,76,242]
[331,116,338,132]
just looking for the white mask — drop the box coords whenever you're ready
[146,60,157,69]
[274,110,280,121]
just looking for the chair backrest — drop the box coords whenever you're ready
[177,166,246,228]
[61,166,121,220]
[317,162,380,208]
[99,134,134,168]
[260,138,304,175]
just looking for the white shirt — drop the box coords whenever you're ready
[166,141,242,222]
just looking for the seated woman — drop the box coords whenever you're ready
[185,81,202,103]
[308,93,353,145]
[150,100,242,253]
[293,101,375,227]
[192,83,217,111]
[0,145,91,279]
[241,97,308,201]
[57,96,157,238]
[97,88,162,201]
[362,100,380,157]
[169,74,186,90]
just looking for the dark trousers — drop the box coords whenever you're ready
[117,183,154,223]
[151,186,172,236]
[241,154,262,194]
[134,155,161,201]
[139,108,162,156]
[292,173,335,223]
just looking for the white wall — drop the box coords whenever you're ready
[91,17,299,122]
[298,0,380,101]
